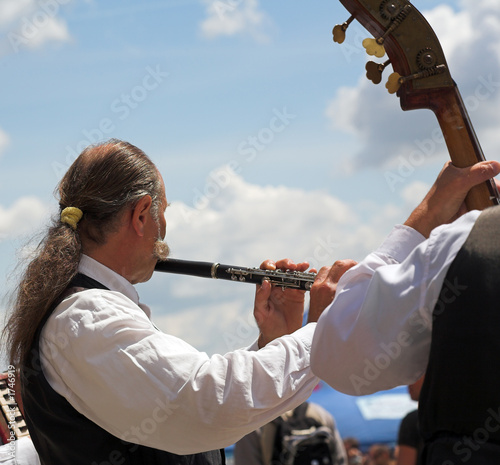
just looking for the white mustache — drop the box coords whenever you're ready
[153,239,170,261]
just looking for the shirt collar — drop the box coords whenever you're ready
[78,254,140,306]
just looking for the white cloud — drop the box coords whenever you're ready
[26,16,70,49]
[0,197,49,240]
[423,5,473,63]
[0,170,424,357]
[145,166,413,354]
[199,0,271,41]
[325,84,362,136]
[0,0,35,27]
[325,2,500,170]
[401,180,431,207]
[152,298,257,355]
[0,129,10,158]
[165,165,359,269]
[0,0,71,55]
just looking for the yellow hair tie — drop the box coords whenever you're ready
[61,207,83,230]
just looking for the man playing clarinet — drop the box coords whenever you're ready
[3,139,335,465]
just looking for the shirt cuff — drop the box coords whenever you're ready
[376,224,425,263]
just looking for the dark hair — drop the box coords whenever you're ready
[3,139,163,366]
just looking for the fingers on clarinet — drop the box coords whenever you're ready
[314,260,356,283]
[274,258,295,270]
[330,259,357,280]
[259,259,277,271]
[295,261,311,272]
[314,266,332,282]
[255,279,272,305]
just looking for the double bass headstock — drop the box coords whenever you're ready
[332,0,500,210]
[333,0,454,110]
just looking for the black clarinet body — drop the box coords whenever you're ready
[154,258,316,291]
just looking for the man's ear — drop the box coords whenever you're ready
[131,195,153,237]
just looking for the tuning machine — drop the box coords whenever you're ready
[384,46,447,93]
[386,64,448,94]
[332,15,355,44]
[366,59,391,85]
[362,3,412,58]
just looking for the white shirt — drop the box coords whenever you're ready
[0,437,40,465]
[311,210,480,396]
[39,255,319,455]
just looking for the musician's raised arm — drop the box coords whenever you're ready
[311,160,500,391]
[403,161,500,238]
[311,160,500,463]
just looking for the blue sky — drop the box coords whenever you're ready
[1,0,499,358]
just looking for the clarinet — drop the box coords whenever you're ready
[154,258,316,291]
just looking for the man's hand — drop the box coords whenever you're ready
[253,259,311,348]
[308,260,357,323]
[404,160,500,238]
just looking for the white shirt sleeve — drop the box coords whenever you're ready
[0,437,40,465]
[39,290,319,455]
[311,211,480,395]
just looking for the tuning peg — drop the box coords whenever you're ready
[362,4,412,58]
[386,64,447,95]
[386,72,402,94]
[366,60,391,84]
[362,39,386,58]
[332,15,354,44]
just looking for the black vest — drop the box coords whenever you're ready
[419,206,500,463]
[21,273,225,465]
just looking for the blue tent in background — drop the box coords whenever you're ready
[225,382,416,462]
[308,381,417,450]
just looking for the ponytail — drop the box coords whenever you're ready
[3,139,162,367]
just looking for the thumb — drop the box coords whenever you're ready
[463,160,500,191]
[253,279,272,325]
[308,260,357,323]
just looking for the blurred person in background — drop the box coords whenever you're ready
[234,400,347,465]
[396,376,425,465]
[367,444,393,465]
[343,437,364,465]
